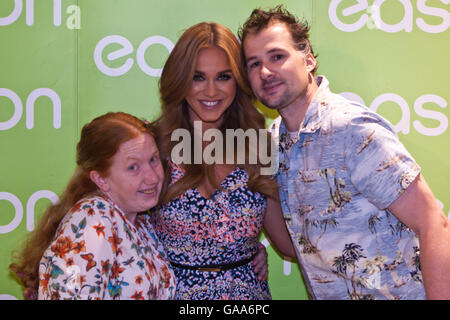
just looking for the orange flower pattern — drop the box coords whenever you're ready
[38,195,176,300]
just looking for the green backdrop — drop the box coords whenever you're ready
[0,0,448,300]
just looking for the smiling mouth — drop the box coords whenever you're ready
[200,100,222,108]
[262,81,283,94]
[139,188,157,196]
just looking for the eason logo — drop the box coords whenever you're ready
[0,295,18,300]
[94,35,174,77]
[0,0,80,29]
[0,190,58,234]
[339,92,448,136]
[261,238,295,276]
[0,88,61,130]
[329,0,450,33]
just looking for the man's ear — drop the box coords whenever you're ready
[90,170,110,192]
[304,53,317,73]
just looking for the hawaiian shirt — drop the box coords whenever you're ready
[269,76,426,300]
[38,194,176,300]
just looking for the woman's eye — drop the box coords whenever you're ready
[193,74,204,81]
[218,73,232,81]
[150,155,160,166]
[128,164,137,171]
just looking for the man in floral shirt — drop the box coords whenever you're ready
[239,5,450,299]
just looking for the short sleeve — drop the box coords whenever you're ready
[344,110,421,210]
[39,199,118,300]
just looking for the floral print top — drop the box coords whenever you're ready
[269,76,426,300]
[38,194,176,300]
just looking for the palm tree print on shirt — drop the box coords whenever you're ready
[332,243,377,300]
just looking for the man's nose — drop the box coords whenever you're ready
[260,64,274,80]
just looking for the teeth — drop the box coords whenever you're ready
[141,188,156,194]
[202,101,219,107]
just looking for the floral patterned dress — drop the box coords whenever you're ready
[152,161,271,300]
[38,194,176,300]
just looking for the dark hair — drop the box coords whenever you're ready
[238,5,318,74]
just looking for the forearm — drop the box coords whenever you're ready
[388,173,450,299]
[263,223,296,258]
[418,213,450,299]
[264,198,296,258]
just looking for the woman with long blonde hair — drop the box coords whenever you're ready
[152,22,294,299]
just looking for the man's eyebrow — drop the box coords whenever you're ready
[246,56,257,63]
[246,48,285,63]
[267,48,284,54]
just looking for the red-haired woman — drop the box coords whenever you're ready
[10,112,176,300]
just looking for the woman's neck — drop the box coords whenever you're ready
[100,191,138,227]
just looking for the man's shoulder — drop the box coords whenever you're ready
[324,93,370,120]
[323,93,395,134]
[266,92,396,136]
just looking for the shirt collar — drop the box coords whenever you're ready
[280,75,331,137]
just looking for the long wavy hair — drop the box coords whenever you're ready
[153,22,279,203]
[9,112,156,295]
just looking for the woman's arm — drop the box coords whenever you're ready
[263,197,296,258]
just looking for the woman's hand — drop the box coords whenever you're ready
[252,242,269,281]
